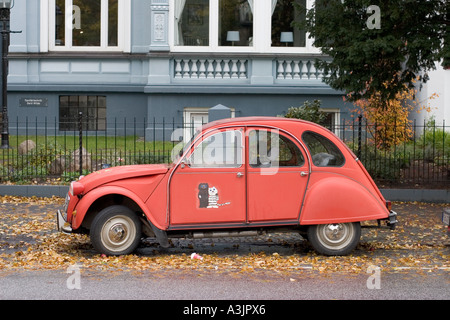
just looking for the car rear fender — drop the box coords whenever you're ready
[300,174,389,225]
[71,185,165,231]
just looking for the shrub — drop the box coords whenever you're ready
[283,100,328,125]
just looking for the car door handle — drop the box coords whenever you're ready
[237,172,244,178]
[300,171,309,177]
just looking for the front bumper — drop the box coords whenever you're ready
[57,210,73,234]
[442,208,450,236]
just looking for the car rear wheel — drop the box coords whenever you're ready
[307,222,361,256]
[90,205,142,256]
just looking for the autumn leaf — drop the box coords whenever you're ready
[0,199,448,275]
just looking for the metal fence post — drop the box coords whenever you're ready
[78,111,83,177]
[358,115,362,159]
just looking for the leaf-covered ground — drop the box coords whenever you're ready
[0,196,448,277]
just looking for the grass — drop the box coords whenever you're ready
[6,135,177,155]
[0,135,180,184]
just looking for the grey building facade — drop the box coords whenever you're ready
[6,0,350,140]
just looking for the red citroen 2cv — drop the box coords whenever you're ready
[57,117,397,256]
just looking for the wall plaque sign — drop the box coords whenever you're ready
[20,98,48,107]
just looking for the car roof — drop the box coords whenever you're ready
[202,116,357,160]
[203,116,321,131]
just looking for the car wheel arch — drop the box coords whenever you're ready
[80,194,141,230]
[300,175,388,225]
[73,186,163,231]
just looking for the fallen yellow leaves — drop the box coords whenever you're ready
[0,198,448,276]
[0,195,64,205]
[1,234,447,276]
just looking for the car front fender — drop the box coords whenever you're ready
[71,185,165,231]
[300,173,389,225]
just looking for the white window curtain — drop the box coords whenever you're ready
[175,0,186,46]
[247,0,277,14]
[271,0,278,15]
[247,0,253,12]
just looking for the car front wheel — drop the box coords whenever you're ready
[307,222,361,256]
[90,205,142,256]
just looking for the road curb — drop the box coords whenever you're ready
[381,189,449,203]
[0,185,448,203]
[0,185,69,198]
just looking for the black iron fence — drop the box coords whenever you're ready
[342,117,449,188]
[0,116,448,188]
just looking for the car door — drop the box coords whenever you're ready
[246,128,309,223]
[170,128,246,226]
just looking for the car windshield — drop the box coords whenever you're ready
[171,128,202,164]
[183,128,201,154]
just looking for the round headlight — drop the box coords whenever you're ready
[70,181,85,196]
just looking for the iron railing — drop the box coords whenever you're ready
[0,116,448,188]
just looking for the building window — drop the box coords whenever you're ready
[174,0,254,49]
[49,0,129,51]
[320,109,340,135]
[183,108,209,142]
[183,107,236,142]
[271,0,306,47]
[219,0,253,47]
[59,96,107,131]
[175,0,210,46]
[172,0,316,53]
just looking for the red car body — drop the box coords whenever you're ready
[57,117,397,256]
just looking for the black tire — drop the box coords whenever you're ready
[90,205,142,256]
[307,222,361,256]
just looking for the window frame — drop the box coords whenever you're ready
[169,0,319,54]
[44,0,131,52]
[59,95,107,132]
[183,107,236,143]
[322,108,341,135]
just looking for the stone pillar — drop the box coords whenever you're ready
[150,0,169,51]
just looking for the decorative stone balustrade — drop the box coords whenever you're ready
[172,57,326,83]
[174,59,248,80]
[276,59,324,80]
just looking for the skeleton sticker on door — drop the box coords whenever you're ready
[198,183,230,209]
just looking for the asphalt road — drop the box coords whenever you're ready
[0,267,448,301]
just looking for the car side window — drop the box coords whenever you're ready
[249,130,305,168]
[188,129,243,168]
[302,131,345,167]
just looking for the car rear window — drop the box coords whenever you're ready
[302,131,345,167]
